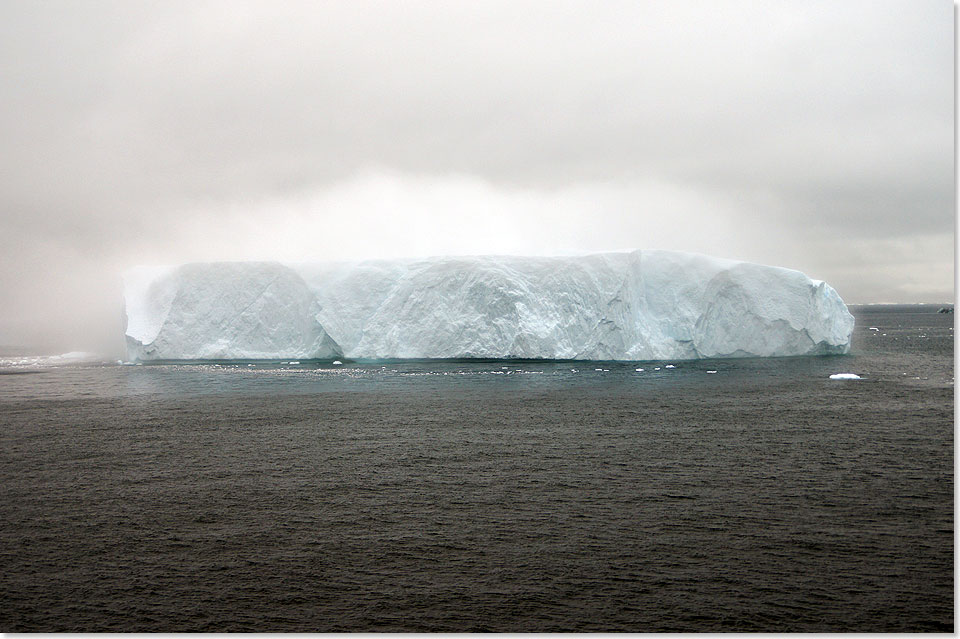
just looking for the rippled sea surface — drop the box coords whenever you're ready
[0,305,953,631]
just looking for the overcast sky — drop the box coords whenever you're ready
[0,0,953,355]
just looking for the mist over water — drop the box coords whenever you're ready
[0,3,952,628]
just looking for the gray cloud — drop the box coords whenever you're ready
[0,0,953,355]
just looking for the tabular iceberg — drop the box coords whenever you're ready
[123,250,854,361]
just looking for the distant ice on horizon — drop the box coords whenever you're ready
[0,351,103,368]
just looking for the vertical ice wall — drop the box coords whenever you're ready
[123,250,855,361]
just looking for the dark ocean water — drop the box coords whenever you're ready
[0,305,953,632]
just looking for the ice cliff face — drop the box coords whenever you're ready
[123,250,855,361]
[124,262,340,361]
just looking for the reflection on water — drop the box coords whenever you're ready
[1,305,952,403]
[0,355,885,402]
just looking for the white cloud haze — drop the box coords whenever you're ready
[0,0,953,356]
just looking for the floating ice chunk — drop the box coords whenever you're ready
[829,373,862,380]
[665,364,675,368]
[706,370,717,374]
[636,368,644,372]
[123,250,855,361]
[654,367,661,370]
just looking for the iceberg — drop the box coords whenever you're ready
[123,250,855,361]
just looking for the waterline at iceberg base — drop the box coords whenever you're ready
[123,250,855,362]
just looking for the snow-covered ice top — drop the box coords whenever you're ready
[123,250,855,361]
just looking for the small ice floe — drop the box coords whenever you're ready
[332,360,343,365]
[706,370,717,374]
[829,373,862,380]
[654,367,661,371]
[635,368,644,372]
[665,364,675,369]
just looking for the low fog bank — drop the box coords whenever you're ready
[1,171,954,360]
